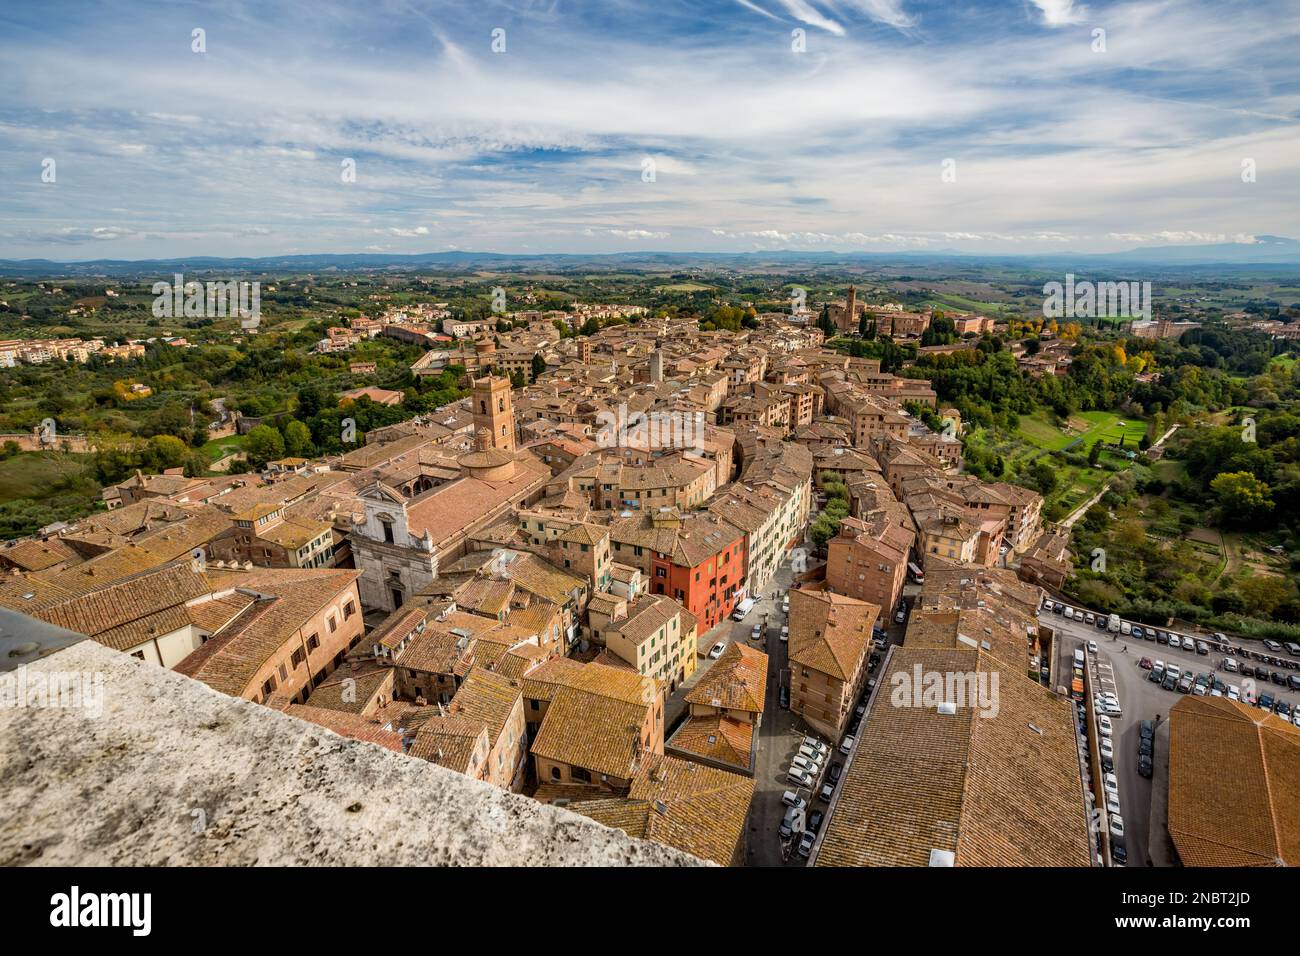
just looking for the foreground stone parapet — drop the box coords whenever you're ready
[0,641,705,867]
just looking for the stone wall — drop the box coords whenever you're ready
[0,640,705,867]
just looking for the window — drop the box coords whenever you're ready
[291,648,305,668]
[344,601,356,619]
[327,616,337,633]
[307,634,320,651]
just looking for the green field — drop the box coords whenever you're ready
[201,434,247,462]
[1016,410,1145,453]
[0,451,95,502]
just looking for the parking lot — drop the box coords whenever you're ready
[1045,599,1300,867]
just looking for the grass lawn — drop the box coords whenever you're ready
[1015,409,1145,453]
[0,452,96,502]
[201,434,247,462]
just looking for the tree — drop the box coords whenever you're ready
[1211,471,1274,525]
[1088,440,1102,466]
[531,352,547,383]
[283,419,314,457]
[244,424,285,468]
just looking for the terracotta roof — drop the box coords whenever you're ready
[668,714,754,771]
[685,642,767,714]
[571,753,753,866]
[815,645,1089,867]
[786,587,878,681]
[1167,696,1300,866]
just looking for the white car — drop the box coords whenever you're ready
[796,746,824,768]
[1292,711,1300,729]
[802,736,828,756]
[1098,715,1113,738]
[1103,772,1119,797]
[839,735,855,754]
[791,754,821,775]
[1064,607,1075,620]
[751,624,761,640]
[1100,737,1114,759]
[707,642,726,659]
[781,791,806,810]
[780,625,789,642]
[894,608,906,624]
[1109,814,1124,840]
[1227,685,1241,701]
[1088,640,1098,655]
[1181,636,1196,651]
[1106,793,1121,817]
[787,767,814,787]
[1120,621,1132,635]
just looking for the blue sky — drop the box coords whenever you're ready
[1,0,1297,258]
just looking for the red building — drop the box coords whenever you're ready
[610,509,747,631]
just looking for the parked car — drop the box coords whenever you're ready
[780,806,802,838]
[1120,621,1132,635]
[894,608,906,624]
[1156,630,1169,645]
[1139,657,1153,670]
[779,685,790,709]
[1095,617,1109,630]
[1103,772,1119,797]
[818,783,834,802]
[708,642,726,659]
[807,810,824,834]
[787,767,814,787]
[839,735,855,754]
[751,624,762,641]
[1110,814,1124,840]
[791,754,821,775]
[1106,793,1121,817]
[829,762,843,783]
[1264,639,1283,653]
[1139,719,1155,740]
[781,791,806,810]
[1084,611,1095,624]
[1177,674,1194,694]
[796,831,815,858]
[1089,640,1099,655]
[1276,700,1292,719]
[1150,664,1164,683]
[1131,626,1144,639]
[780,625,789,642]
[1196,640,1210,656]
[1098,715,1113,737]
[1112,840,1128,865]
[1227,685,1241,701]
[1100,737,1114,760]
[802,736,828,756]
[1138,755,1153,778]
[1241,665,1256,679]
[1259,693,1275,711]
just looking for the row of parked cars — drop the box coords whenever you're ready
[779,695,871,860]
[1141,658,1300,725]
[780,734,845,858]
[1047,600,1300,675]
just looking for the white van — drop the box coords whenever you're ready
[731,598,756,621]
[1072,648,1085,668]
[1120,621,1132,635]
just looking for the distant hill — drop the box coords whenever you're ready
[1,237,1297,278]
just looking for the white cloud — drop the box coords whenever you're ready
[1030,0,1089,27]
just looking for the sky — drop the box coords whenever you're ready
[0,0,1298,259]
